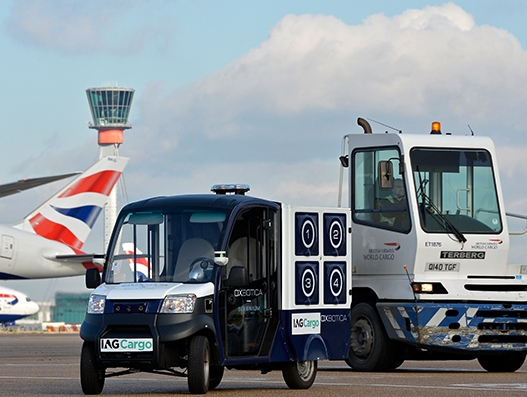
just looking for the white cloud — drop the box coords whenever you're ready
[116,3,527,207]
[4,0,173,54]
[136,3,527,143]
[7,3,527,209]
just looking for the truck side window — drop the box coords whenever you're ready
[353,148,410,232]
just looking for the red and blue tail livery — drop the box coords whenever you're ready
[0,156,128,279]
[19,157,128,250]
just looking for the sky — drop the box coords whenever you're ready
[1,0,527,302]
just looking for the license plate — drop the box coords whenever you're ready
[100,338,153,352]
[425,262,460,272]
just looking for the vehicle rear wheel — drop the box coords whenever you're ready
[282,360,317,389]
[188,335,211,394]
[80,341,105,395]
[209,365,224,390]
[478,352,526,372]
[346,302,398,371]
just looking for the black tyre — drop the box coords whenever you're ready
[388,350,405,370]
[346,302,398,371]
[282,360,317,389]
[478,352,526,372]
[188,335,211,394]
[209,365,224,390]
[80,341,105,395]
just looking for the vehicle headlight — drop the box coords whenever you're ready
[87,294,106,314]
[411,282,448,294]
[160,294,196,313]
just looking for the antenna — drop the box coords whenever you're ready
[467,124,474,136]
[366,118,402,133]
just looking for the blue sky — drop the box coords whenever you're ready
[1,0,527,301]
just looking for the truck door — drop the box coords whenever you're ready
[221,206,279,358]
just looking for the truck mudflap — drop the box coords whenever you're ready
[377,302,527,352]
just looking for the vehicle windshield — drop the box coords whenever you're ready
[104,209,228,284]
[411,148,501,234]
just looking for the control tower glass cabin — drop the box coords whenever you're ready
[86,87,134,146]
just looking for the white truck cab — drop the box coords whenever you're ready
[80,185,351,394]
[341,118,527,372]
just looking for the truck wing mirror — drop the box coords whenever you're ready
[85,267,101,289]
[378,160,394,190]
[224,266,248,287]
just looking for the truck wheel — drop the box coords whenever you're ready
[209,365,224,390]
[80,341,105,395]
[282,360,317,389]
[188,335,211,394]
[389,351,405,370]
[346,302,396,371]
[478,353,526,372]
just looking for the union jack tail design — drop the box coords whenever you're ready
[15,156,129,250]
[122,242,151,281]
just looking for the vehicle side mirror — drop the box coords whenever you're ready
[378,160,394,190]
[214,251,228,266]
[224,266,248,287]
[86,267,101,289]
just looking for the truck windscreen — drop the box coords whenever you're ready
[411,148,502,234]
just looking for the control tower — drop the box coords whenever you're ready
[86,86,135,248]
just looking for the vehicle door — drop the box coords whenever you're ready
[220,205,279,358]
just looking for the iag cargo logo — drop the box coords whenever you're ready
[291,313,321,335]
[100,338,153,352]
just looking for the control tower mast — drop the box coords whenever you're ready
[86,86,135,249]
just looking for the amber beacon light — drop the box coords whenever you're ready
[430,121,441,135]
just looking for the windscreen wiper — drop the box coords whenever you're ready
[420,191,466,243]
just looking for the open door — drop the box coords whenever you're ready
[220,206,279,358]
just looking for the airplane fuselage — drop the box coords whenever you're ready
[0,285,39,323]
[0,224,82,279]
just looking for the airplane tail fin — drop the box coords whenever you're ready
[122,242,151,281]
[15,156,129,250]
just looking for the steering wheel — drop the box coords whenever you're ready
[190,257,215,269]
[189,257,215,282]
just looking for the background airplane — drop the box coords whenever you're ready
[0,285,39,325]
[0,156,128,280]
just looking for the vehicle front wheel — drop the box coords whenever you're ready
[188,335,211,394]
[346,302,398,371]
[80,341,105,395]
[209,365,224,390]
[478,353,526,372]
[282,360,317,389]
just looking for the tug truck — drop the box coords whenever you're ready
[340,118,527,372]
[80,185,351,395]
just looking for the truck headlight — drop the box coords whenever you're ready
[411,282,448,294]
[160,294,197,313]
[87,294,106,314]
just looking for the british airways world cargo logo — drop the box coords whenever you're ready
[100,338,153,352]
[292,313,321,335]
